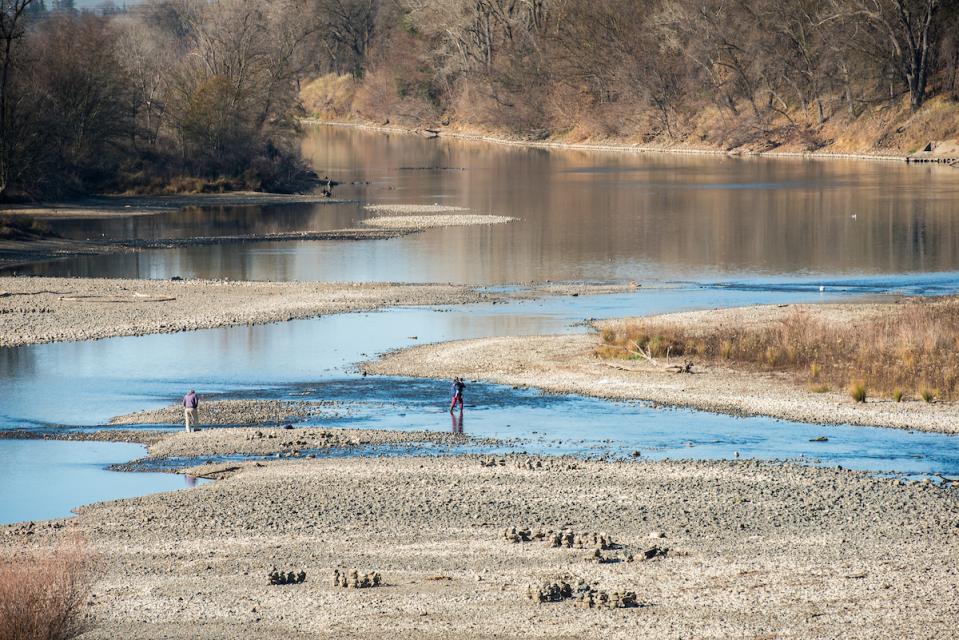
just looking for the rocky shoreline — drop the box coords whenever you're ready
[368,301,959,434]
[2,453,956,638]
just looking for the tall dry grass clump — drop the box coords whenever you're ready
[596,299,959,401]
[0,540,95,640]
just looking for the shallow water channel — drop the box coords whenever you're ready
[3,126,959,523]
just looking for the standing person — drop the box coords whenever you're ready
[182,390,199,432]
[449,377,465,413]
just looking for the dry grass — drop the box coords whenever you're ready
[596,300,959,401]
[0,540,95,640]
[300,73,357,119]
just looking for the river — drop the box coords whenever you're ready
[2,125,958,524]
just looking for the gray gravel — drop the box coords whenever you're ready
[0,277,491,347]
[3,455,957,638]
[108,400,343,427]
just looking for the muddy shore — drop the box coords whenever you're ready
[368,302,959,434]
[2,452,957,639]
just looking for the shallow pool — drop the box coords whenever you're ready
[0,439,201,525]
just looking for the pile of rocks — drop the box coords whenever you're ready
[574,588,640,609]
[640,545,669,560]
[268,567,306,585]
[332,569,382,589]
[479,456,579,471]
[245,430,279,441]
[502,526,617,550]
[526,579,640,609]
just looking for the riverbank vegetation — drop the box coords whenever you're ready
[596,299,959,401]
[0,0,334,199]
[0,214,54,240]
[0,539,94,640]
[302,0,959,155]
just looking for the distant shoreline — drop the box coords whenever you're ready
[307,119,943,166]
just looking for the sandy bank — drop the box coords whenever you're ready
[368,302,959,434]
[363,204,470,214]
[362,214,516,229]
[0,277,639,348]
[144,426,477,459]
[3,454,957,638]
[108,399,342,427]
[1,192,350,220]
[0,277,489,347]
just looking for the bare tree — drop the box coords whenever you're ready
[843,0,942,109]
[0,0,34,195]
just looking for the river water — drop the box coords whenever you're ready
[2,125,959,524]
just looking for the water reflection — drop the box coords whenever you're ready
[450,409,464,434]
[9,125,959,282]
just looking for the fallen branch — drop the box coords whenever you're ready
[627,341,658,365]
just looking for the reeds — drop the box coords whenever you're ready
[596,299,959,401]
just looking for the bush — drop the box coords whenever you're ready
[893,389,904,402]
[919,387,937,403]
[0,541,94,640]
[848,382,867,403]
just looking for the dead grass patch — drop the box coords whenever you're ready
[0,539,96,640]
[596,300,959,401]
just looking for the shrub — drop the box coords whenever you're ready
[892,389,904,402]
[0,540,95,640]
[919,387,937,403]
[848,382,867,403]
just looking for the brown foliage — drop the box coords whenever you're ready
[0,540,95,640]
[596,300,959,400]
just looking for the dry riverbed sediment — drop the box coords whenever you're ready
[108,399,344,428]
[368,302,959,434]
[362,214,515,229]
[2,453,957,639]
[143,425,479,459]
[0,276,638,347]
[0,277,488,347]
